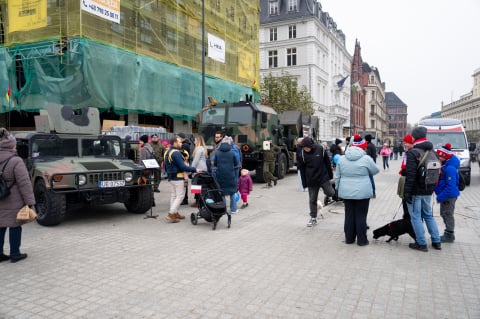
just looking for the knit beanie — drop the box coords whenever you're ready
[411,126,427,139]
[351,134,367,150]
[437,143,453,159]
[0,128,16,149]
[402,134,414,144]
[300,136,315,148]
[139,135,149,143]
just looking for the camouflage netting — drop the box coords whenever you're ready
[0,0,260,119]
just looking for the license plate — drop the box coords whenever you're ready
[99,180,125,188]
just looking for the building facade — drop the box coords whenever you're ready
[350,40,365,136]
[385,92,408,144]
[259,0,351,142]
[0,0,259,131]
[441,68,480,143]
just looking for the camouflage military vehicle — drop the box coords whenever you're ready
[198,97,299,181]
[13,105,153,226]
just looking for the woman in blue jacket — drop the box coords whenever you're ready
[434,143,460,243]
[335,135,379,246]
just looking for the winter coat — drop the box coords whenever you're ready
[237,174,253,195]
[213,143,239,195]
[262,143,280,162]
[297,144,333,188]
[191,147,208,173]
[335,146,379,200]
[434,155,460,203]
[366,142,377,161]
[150,142,165,165]
[404,139,435,196]
[164,147,196,181]
[0,149,36,227]
[380,146,392,157]
[140,143,155,161]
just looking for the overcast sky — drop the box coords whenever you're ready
[319,0,480,125]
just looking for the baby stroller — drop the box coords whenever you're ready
[190,173,231,230]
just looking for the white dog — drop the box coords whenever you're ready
[317,199,324,219]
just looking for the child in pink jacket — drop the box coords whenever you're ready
[238,169,253,208]
[379,143,392,170]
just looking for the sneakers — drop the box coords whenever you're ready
[409,243,428,252]
[240,203,248,209]
[432,242,442,250]
[154,189,160,193]
[230,210,238,214]
[440,231,455,243]
[174,212,185,220]
[165,213,180,223]
[0,253,9,262]
[306,218,317,227]
[10,253,27,263]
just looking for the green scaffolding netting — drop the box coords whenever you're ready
[0,38,257,119]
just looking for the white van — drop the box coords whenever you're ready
[418,118,471,185]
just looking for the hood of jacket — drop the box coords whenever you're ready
[413,140,434,152]
[345,145,366,161]
[219,142,232,152]
[444,154,460,169]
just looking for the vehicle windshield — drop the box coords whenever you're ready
[81,137,122,157]
[227,106,252,125]
[426,132,467,150]
[31,136,122,158]
[201,108,226,125]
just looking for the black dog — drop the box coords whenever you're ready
[373,219,416,242]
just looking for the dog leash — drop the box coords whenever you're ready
[391,201,403,220]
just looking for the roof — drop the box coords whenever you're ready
[385,92,407,107]
[279,110,301,125]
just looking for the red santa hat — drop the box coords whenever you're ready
[436,143,453,159]
[351,134,367,150]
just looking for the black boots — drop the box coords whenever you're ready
[441,230,455,243]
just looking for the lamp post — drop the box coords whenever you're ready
[201,0,205,110]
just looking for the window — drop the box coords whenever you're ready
[268,50,278,68]
[269,1,279,15]
[287,48,297,66]
[269,27,277,41]
[289,25,296,39]
[288,0,298,12]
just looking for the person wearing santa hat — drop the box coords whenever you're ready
[335,134,379,246]
[398,134,415,219]
[434,143,460,243]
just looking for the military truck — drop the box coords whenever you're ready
[13,105,153,226]
[198,97,304,181]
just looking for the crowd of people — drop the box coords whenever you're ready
[0,125,463,264]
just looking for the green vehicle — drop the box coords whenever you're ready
[13,105,153,226]
[198,97,307,181]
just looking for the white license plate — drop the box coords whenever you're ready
[99,180,125,188]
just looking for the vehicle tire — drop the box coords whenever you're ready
[275,153,287,179]
[125,186,153,214]
[255,165,265,183]
[34,179,66,226]
[465,174,471,186]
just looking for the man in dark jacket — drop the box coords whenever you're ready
[404,126,441,252]
[365,134,377,198]
[178,132,192,205]
[297,137,335,227]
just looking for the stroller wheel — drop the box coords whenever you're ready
[190,213,198,225]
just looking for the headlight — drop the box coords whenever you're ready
[77,174,87,186]
[124,172,133,182]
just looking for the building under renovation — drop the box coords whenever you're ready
[0,0,259,131]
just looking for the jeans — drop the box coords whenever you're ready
[369,174,376,196]
[0,226,22,256]
[382,156,389,170]
[224,194,238,212]
[407,195,440,245]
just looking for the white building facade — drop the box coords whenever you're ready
[259,0,351,142]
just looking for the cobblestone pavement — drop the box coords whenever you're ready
[1,161,480,319]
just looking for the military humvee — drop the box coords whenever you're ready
[13,105,153,226]
[197,97,300,181]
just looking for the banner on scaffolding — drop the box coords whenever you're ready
[8,0,47,32]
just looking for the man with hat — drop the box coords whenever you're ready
[404,126,441,252]
[149,134,165,192]
[260,137,280,188]
[434,143,460,243]
[297,136,335,227]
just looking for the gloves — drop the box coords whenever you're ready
[404,193,412,204]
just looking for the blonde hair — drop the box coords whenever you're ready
[193,135,208,157]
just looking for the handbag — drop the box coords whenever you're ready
[16,205,37,223]
[397,176,406,199]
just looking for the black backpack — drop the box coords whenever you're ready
[0,156,16,200]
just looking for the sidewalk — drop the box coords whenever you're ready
[1,160,479,318]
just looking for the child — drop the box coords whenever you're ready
[434,143,460,243]
[238,169,253,208]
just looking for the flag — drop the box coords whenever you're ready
[5,86,10,102]
[336,75,349,89]
[191,185,202,194]
[351,81,361,93]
